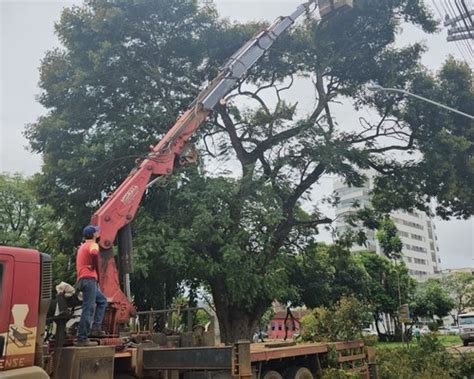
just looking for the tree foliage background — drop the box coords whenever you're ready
[0,173,72,284]
[25,0,473,342]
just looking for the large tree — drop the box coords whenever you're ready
[443,272,474,324]
[27,0,473,342]
[290,243,369,308]
[356,251,415,339]
[26,0,222,310]
[411,278,454,321]
[0,174,71,284]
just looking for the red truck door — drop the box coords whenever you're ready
[0,255,14,371]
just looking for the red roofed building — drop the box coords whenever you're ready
[267,309,308,339]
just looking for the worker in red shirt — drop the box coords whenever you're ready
[75,225,107,346]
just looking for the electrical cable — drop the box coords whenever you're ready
[444,0,474,58]
[460,0,474,26]
[454,0,474,45]
[436,0,471,60]
[440,0,474,61]
[431,0,472,62]
[459,0,474,53]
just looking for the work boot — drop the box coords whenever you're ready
[89,328,106,337]
[74,339,98,347]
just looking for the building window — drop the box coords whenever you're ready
[335,187,366,197]
[412,270,428,276]
[393,218,424,230]
[271,322,275,331]
[410,233,424,241]
[414,258,427,265]
[408,211,420,218]
[278,322,282,331]
[404,244,427,253]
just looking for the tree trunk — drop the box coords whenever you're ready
[374,313,381,336]
[211,279,269,344]
[217,308,259,344]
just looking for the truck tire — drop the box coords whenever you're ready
[284,366,314,379]
[263,370,284,379]
[463,340,469,347]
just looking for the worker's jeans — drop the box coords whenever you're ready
[78,278,107,342]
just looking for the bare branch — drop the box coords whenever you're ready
[235,90,271,115]
[293,217,333,227]
[366,133,415,153]
[202,133,217,158]
[216,104,252,167]
[278,74,294,92]
[284,163,325,214]
[324,103,335,136]
[309,71,328,123]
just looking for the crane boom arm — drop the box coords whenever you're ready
[92,1,319,251]
[90,0,351,331]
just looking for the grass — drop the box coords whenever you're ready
[373,334,461,350]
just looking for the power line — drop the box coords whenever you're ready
[446,0,474,55]
[436,0,474,62]
[431,0,473,63]
[454,0,474,40]
[445,0,473,56]
[460,0,474,25]
[440,0,472,58]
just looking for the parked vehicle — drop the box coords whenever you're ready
[448,326,461,335]
[362,328,378,337]
[420,326,431,335]
[252,331,269,342]
[459,313,474,346]
[437,327,449,335]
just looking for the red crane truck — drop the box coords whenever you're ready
[0,1,375,378]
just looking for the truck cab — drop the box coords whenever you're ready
[0,246,51,378]
[459,312,474,346]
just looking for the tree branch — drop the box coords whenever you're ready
[269,163,326,254]
[366,133,415,153]
[216,104,252,168]
[293,217,333,227]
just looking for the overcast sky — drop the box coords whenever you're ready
[0,0,473,269]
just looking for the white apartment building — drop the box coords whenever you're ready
[334,173,441,279]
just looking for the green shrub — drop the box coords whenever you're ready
[362,335,378,347]
[300,296,371,342]
[376,334,474,378]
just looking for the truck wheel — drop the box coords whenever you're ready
[463,340,469,347]
[263,370,284,379]
[284,367,314,379]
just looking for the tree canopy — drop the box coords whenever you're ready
[26,0,473,342]
[356,251,415,337]
[290,243,369,308]
[411,278,454,320]
[443,272,474,324]
[0,173,71,284]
